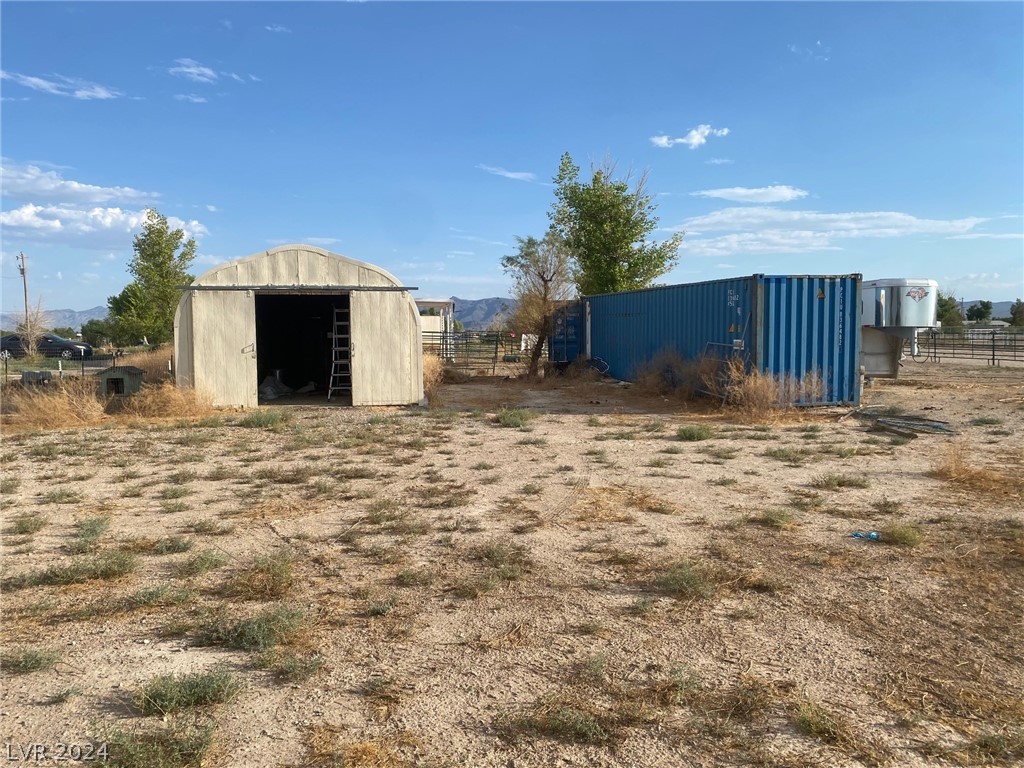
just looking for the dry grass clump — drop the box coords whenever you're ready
[702,358,828,421]
[633,349,705,399]
[1,377,108,429]
[303,725,411,768]
[116,346,175,382]
[422,353,444,408]
[117,382,213,419]
[929,440,1023,496]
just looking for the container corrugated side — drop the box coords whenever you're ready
[755,275,861,405]
[586,277,756,382]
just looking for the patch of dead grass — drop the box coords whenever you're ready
[422,353,444,408]
[929,440,1024,497]
[1,377,108,429]
[116,382,214,419]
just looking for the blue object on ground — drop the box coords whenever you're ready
[850,531,881,540]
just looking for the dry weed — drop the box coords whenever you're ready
[115,346,175,382]
[422,353,444,408]
[117,382,213,419]
[633,349,705,399]
[929,440,1024,497]
[1,377,108,429]
[304,724,412,767]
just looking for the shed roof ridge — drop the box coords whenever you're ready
[193,244,404,288]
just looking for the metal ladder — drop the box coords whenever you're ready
[327,305,352,400]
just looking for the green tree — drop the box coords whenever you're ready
[549,152,682,296]
[109,209,196,345]
[965,300,993,323]
[1009,299,1024,327]
[502,231,574,378]
[49,326,77,339]
[936,290,963,327]
[80,318,120,348]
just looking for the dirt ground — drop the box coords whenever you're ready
[1,361,1022,767]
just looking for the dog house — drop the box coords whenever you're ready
[173,245,424,408]
[97,365,144,396]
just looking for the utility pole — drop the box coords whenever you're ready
[16,252,30,336]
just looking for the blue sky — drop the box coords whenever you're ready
[1,1,1022,314]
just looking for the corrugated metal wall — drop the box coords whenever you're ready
[756,275,861,404]
[573,274,861,406]
[549,303,584,363]
[586,276,756,382]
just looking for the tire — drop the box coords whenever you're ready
[60,348,76,360]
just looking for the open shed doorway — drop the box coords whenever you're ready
[254,293,350,403]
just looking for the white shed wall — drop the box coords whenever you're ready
[173,292,194,389]
[191,290,258,408]
[351,291,424,406]
[174,245,422,408]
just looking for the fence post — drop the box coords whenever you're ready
[991,331,997,367]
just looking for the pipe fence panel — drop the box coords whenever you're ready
[909,329,1024,365]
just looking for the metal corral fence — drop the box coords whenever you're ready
[909,329,1024,365]
[422,331,502,374]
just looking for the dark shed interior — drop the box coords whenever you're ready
[254,293,348,393]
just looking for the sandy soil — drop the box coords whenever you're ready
[1,361,1022,767]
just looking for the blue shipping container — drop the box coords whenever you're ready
[556,274,861,405]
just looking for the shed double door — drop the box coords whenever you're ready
[192,290,258,408]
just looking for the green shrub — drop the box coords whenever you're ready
[676,425,712,442]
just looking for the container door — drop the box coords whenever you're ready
[191,290,258,407]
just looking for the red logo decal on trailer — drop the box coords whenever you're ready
[906,287,929,302]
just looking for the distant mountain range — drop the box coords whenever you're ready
[963,300,1014,318]
[451,296,515,329]
[0,306,108,333]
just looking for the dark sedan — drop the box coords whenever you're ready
[0,333,94,360]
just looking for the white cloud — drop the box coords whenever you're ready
[223,72,244,83]
[0,70,121,99]
[453,234,509,247]
[650,125,729,150]
[0,160,159,205]
[941,272,1019,294]
[947,233,1023,240]
[476,164,536,182]
[0,204,207,249]
[671,207,986,258]
[168,58,218,84]
[446,250,475,257]
[249,74,262,82]
[265,24,292,33]
[56,271,63,281]
[692,185,809,204]
[195,253,228,266]
[716,263,737,269]
[220,20,233,30]
[305,237,340,246]
[705,158,733,165]
[174,94,208,103]
[206,204,218,212]
[789,41,831,63]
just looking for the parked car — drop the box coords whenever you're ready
[0,333,94,360]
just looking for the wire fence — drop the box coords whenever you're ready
[2,353,170,382]
[908,329,1024,365]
